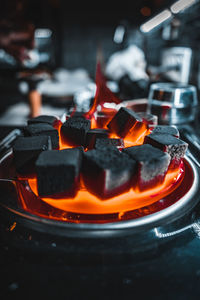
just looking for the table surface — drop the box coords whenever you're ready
[1,125,200,300]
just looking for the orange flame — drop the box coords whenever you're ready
[15,61,187,222]
[20,123,184,217]
[84,62,121,121]
[27,166,183,215]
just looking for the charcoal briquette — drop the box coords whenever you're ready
[82,147,137,199]
[13,135,52,175]
[61,117,91,146]
[24,123,59,149]
[107,107,147,140]
[123,144,170,190]
[36,147,83,197]
[95,137,124,150]
[85,129,109,149]
[144,133,188,168]
[27,115,59,127]
[149,125,179,137]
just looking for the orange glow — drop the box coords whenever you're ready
[20,116,184,218]
[15,62,188,223]
[27,166,183,215]
[9,221,17,231]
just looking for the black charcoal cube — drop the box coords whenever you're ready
[36,147,83,197]
[150,125,179,137]
[107,107,147,140]
[95,138,124,150]
[144,133,188,169]
[82,147,136,199]
[61,117,91,146]
[123,144,170,190]
[13,136,52,175]
[24,123,59,149]
[69,112,86,119]
[28,115,59,127]
[85,129,109,149]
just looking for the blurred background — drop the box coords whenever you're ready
[0,0,200,124]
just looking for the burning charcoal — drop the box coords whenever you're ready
[27,115,59,127]
[95,137,124,150]
[13,136,52,175]
[123,144,170,190]
[144,133,188,169]
[107,107,147,140]
[36,147,83,198]
[82,147,137,199]
[85,129,109,149]
[24,123,59,149]
[70,112,86,119]
[61,117,91,146]
[149,125,179,137]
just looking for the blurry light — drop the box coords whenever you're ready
[113,25,126,44]
[35,28,52,38]
[140,6,151,17]
[140,9,172,33]
[170,0,197,13]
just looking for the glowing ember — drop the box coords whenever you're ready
[11,62,189,223]
[27,166,184,214]
[20,120,184,216]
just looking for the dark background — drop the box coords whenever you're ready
[1,2,200,298]
[0,0,200,113]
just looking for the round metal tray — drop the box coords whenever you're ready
[0,149,199,238]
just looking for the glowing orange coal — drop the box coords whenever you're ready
[27,166,184,215]
[23,122,184,217]
[17,62,186,222]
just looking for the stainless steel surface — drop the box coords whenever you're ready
[147,82,198,125]
[0,151,199,238]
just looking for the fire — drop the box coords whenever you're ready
[27,166,183,215]
[16,62,187,222]
[84,62,121,122]
[22,121,184,217]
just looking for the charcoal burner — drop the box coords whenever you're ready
[0,148,199,238]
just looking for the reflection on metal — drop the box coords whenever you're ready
[192,222,200,238]
[186,150,200,169]
[35,28,52,39]
[140,9,172,33]
[154,222,200,238]
[154,225,192,238]
[170,0,197,14]
[113,25,126,44]
[161,47,192,84]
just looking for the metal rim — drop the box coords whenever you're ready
[0,153,199,237]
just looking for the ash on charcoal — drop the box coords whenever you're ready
[36,147,83,197]
[150,125,179,137]
[24,123,59,149]
[95,137,124,150]
[107,107,146,139]
[27,115,59,127]
[13,136,52,175]
[85,129,109,149]
[123,144,170,190]
[144,133,188,168]
[61,117,91,146]
[82,146,137,199]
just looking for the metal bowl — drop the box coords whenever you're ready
[0,149,199,238]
